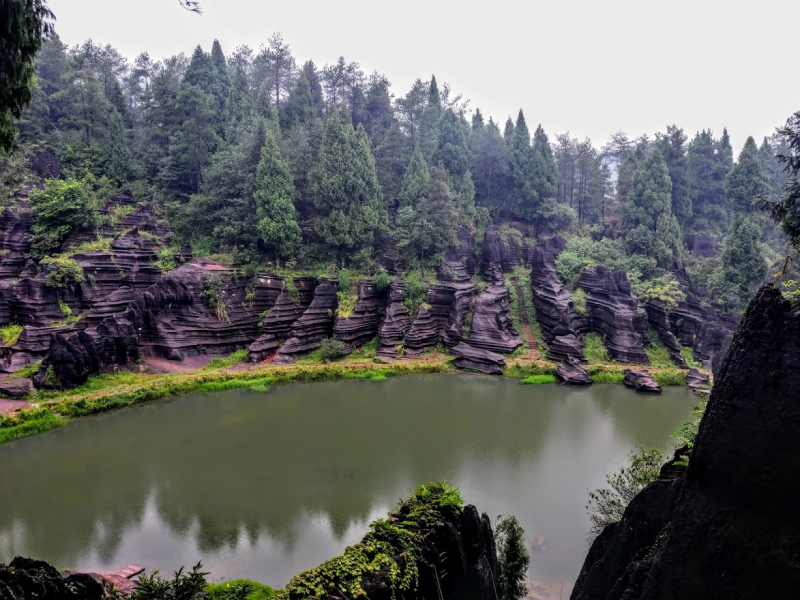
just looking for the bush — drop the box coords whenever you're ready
[109,563,208,600]
[206,580,274,600]
[402,271,427,316]
[318,337,349,361]
[672,400,707,465]
[583,332,609,364]
[635,275,686,312]
[586,448,664,542]
[520,374,556,385]
[337,268,351,293]
[495,515,530,600]
[41,256,84,289]
[30,178,96,257]
[374,268,392,292]
[0,324,22,346]
[201,274,229,323]
[572,288,587,315]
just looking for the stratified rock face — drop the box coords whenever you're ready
[482,225,523,275]
[572,285,800,599]
[0,557,104,600]
[622,369,662,394]
[248,277,315,362]
[377,280,411,359]
[451,342,505,375]
[465,284,523,354]
[0,205,34,281]
[439,227,476,282]
[273,281,338,364]
[577,267,649,364]
[33,331,102,390]
[556,356,592,385]
[441,282,478,349]
[687,233,718,258]
[529,235,585,362]
[671,295,738,375]
[333,279,387,350]
[685,367,710,390]
[643,300,688,368]
[405,285,455,357]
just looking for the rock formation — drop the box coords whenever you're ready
[376,280,411,359]
[643,300,688,368]
[333,279,387,351]
[273,280,338,364]
[621,369,662,394]
[572,285,800,599]
[482,225,523,275]
[671,295,738,376]
[556,356,593,385]
[577,267,650,364]
[0,557,103,600]
[529,235,585,362]
[450,342,505,375]
[464,283,523,354]
[404,285,455,356]
[248,277,315,362]
[685,367,710,390]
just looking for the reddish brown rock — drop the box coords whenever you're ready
[377,280,412,359]
[273,281,338,364]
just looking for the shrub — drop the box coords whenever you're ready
[374,268,392,292]
[0,324,23,346]
[520,374,556,385]
[583,332,609,364]
[206,349,250,369]
[155,247,178,272]
[672,400,708,465]
[41,256,84,289]
[495,515,530,600]
[337,268,351,293]
[586,448,664,542]
[635,275,686,312]
[29,178,96,257]
[206,579,274,600]
[192,236,215,257]
[109,563,208,600]
[572,288,587,315]
[201,274,229,323]
[402,271,427,316]
[318,337,349,361]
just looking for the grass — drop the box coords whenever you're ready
[520,374,557,385]
[66,237,112,254]
[644,331,676,369]
[572,288,587,315]
[0,324,23,346]
[205,580,274,600]
[681,345,703,369]
[11,360,41,379]
[0,408,66,444]
[652,370,687,386]
[588,369,625,384]
[504,362,558,378]
[204,349,249,369]
[583,332,609,364]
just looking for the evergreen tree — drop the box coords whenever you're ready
[434,108,470,177]
[655,125,692,224]
[771,110,800,248]
[687,130,727,233]
[209,40,230,112]
[254,132,301,266]
[224,65,254,141]
[184,45,215,95]
[530,124,559,205]
[471,117,510,218]
[503,117,514,142]
[280,72,316,131]
[710,215,767,308]
[311,107,385,266]
[255,83,277,124]
[300,60,325,115]
[104,109,132,185]
[419,76,442,159]
[725,136,769,214]
[398,147,430,208]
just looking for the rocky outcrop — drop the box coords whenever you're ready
[464,284,523,354]
[643,300,688,368]
[572,284,800,599]
[33,331,101,390]
[577,267,649,364]
[273,281,338,364]
[687,233,718,258]
[404,285,455,356]
[439,227,476,282]
[248,277,315,361]
[556,356,592,385]
[529,235,585,362]
[441,282,478,349]
[685,367,710,390]
[622,369,662,394]
[377,280,412,359]
[333,280,387,351]
[482,225,525,275]
[0,205,34,281]
[0,557,103,600]
[671,295,738,375]
[450,342,505,375]
[0,378,33,398]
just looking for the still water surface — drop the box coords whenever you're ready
[0,375,694,594]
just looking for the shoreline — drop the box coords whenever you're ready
[0,352,705,445]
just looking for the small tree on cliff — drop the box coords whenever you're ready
[495,515,530,600]
[253,131,301,267]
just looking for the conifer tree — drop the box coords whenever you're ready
[710,215,767,308]
[655,125,692,224]
[224,65,254,141]
[209,40,230,114]
[420,76,442,160]
[509,110,536,221]
[280,73,316,131]
[104,109,132,185]
[434,108,470,177]
[503,117,514,142]
[311,107,385,266]
[254,132,301,267]
[398,147,430,208]
[301,60,325,115]
[725,136,769,214]
[531,124,559,204]
[184,45,215,95]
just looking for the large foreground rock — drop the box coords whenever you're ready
[451,342,505,375]
[556,356,592,385]
[0,557,103,599]
[572,284,800,599]
[621,369,661,394]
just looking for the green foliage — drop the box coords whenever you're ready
[589,369,625,384]
[0,409,64,444]
[205,349,250,369]
[205,580,274,600]
[651,370,687,387]
[644,332,676,369]
[337,268,351,293]
[555,236,658,286]
[155,247,179,272]
[495,515,530,600]
[583,332,609,364]
[779,279,800,307]
[311,337,347,362]
[635,275,686,312]
[725,136,769,214]
[373,268,392,292]
[709,215,767,309]
[30,178,96,257]
[680,346,703,369]
[572,288,587,315]
[586,449,664,541]
[41,256,85,289]
[520,374,556,385]
[0,324,22,346]
[111,563,208,600]
[672,400,707,465]
[201,274,229,323]
[68,237,113,254]
[401,271,428,316]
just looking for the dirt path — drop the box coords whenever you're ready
[511,278,540,360]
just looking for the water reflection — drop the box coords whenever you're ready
[0,375,694,591]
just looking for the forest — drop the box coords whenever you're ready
[0,31,797,313]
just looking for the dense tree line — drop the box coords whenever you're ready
[2,32,794,309]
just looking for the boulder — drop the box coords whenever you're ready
[622,369,662,394]
[685,367,710,390]
[0,557,103,600]
[451,342,505,375]
[0,378,33,398]
[556,356,592,385]
[33,331,101,390]
[577,267,649,364]
[573,284,800,599]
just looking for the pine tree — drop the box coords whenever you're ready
[419,76,442,159]
[209,40,230,115]
[503,117,514,142]
[655,125,692,224]
[531,124,559,204]
[255,83,277,124]
[725,136,769,214]
[301,60,325,115]
[280,72,316,131]
[508,110,536,221]
[104,109,132,185]
[311,107,385,266]
[398,147,430,209]
[710,215,767,308]
[628,148,673,232]
[184,45,215,95]
[687,130,727,233]
[254,132,301,267]
[224,65,254,141]
[434,108,470,177]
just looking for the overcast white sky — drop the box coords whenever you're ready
[47,0,799,152]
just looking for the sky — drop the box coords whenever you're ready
[47,0,800,153]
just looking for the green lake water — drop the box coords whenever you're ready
[0,374,695,594]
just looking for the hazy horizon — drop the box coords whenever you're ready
[47,0,799,152]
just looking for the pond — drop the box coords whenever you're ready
[0,374,695,595]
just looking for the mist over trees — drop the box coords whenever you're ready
[2,31,796,311]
